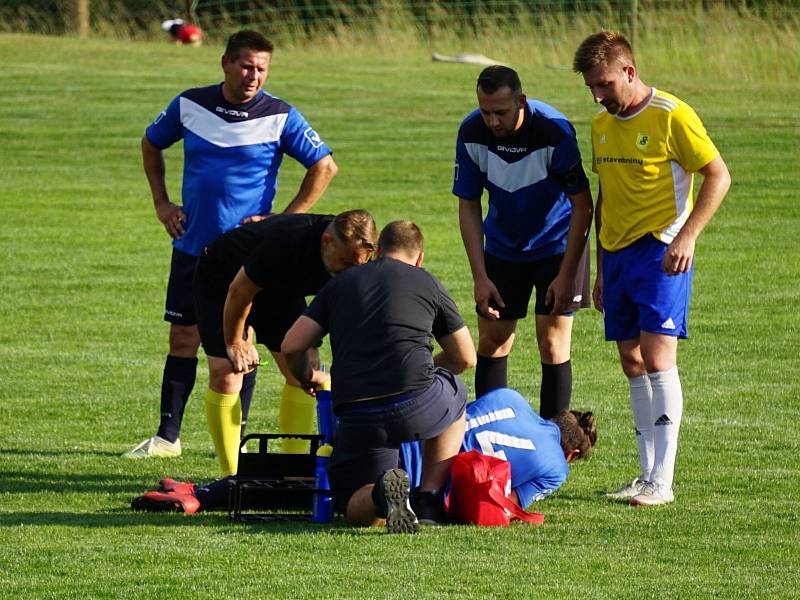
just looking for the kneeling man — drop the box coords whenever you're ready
[282,221,477,533]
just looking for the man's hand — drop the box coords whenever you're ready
[226,341,260,374]
[475,276,505,320]
[592,274,604,313]
[298,369,330,396]
[241,213,275,225]
[545,272,573,315]
[663,232,696,275]
[155,202,186,239]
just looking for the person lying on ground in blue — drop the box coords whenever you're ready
[131,387,596,515]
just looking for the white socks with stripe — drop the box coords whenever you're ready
[628,374,654,482]
[648,366,683,489]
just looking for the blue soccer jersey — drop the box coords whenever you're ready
[146,84,332,256]
[401,388,569,508]
[453,100,589,263]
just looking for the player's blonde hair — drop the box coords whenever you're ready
[572,30,636,74]
[332,209,378,253]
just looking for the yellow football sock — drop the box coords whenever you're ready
[204,389,241,476]
[279,384,316,453]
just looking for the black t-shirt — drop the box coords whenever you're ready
[304,256,465,406]
[200,213,334,295]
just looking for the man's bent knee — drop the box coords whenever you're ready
[477,317,517,356]
[169,324,201,357]
[208,357,243,394]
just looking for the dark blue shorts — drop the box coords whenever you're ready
[602,235,693,341]
[164,248,199,326]
[328,368,467,511]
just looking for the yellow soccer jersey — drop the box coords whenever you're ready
[591,88,719,252]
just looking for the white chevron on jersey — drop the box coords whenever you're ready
[464,142,553,193]
[180,97,288,148]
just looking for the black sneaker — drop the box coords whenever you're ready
[378,469,419,534]
[412,490,447,525]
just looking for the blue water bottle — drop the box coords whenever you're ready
[315,388,336,444]
[312,443,334,523]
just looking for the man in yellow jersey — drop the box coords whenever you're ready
[573,31,731,506]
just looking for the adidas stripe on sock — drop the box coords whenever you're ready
[628,374,654,481]
[648,366,683,489]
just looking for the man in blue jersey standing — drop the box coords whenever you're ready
[126,30,338,458]
[454,65,593,419]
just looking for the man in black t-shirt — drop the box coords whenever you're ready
[195,210,377,477]
[282,221,477,533]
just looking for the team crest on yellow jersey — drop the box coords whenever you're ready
[636,132,650,149]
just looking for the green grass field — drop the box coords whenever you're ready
[1,27,799,598]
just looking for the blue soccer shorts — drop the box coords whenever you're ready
[602,235,693,341]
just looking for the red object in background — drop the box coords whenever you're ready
[177,24,203,45]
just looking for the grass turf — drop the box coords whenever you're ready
[0,31,799,598]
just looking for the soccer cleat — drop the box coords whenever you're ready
[630,480,675,506]
[379,469,419,534]
[158,478,195,495]
[131,490,200,514]
[606,477,649,500]
[412,490,447,526]
[123,435,182,459]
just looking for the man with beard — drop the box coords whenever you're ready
[454,66,593,418]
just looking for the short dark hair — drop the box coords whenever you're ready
[551,410,597,459]
[477,65,522,96]
[573,30,635,74]
[378,220,424,256]
[224,30,274,61]
[332,209,377,253]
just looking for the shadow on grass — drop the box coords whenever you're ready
[0,509,362,535]
[0,448,126,458]
[0,469,162,495]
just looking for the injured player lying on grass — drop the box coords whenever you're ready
[131,388,597,519]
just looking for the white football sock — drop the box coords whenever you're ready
[628,374,654,481]
[648,366,683,490]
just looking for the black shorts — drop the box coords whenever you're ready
[328,368,467,511]
[480,244,591,320]
[164,248,199,326]
[193,256,308,358]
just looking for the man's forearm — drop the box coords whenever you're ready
[678,156,731,241]
[458,198,487,281]
[284,350,313,387]
[223,292,253,348]
[283,155,338,214]
[434,327,477,375]
[141,136,170,206]
[594,190,603,274]
[560,189,593,278]
[222,270,261,347]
